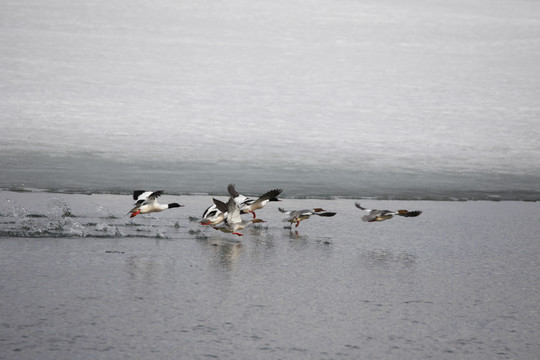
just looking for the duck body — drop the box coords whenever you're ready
[354,202,422,222]
[129,190,183,218]
[278,207,336,228]
[227,184,282,218]
[212,197,265,236]
[200,203,225,226]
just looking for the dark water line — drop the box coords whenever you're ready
[1,153,539,201]
[2,186,538,201]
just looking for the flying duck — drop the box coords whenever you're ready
[128,190,183,218]
[212,197,265,236]
[278,207,336,228]
[200,203,225,226]
[227,184,282,218]
[354,202,422,222]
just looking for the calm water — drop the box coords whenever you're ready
[1,0,540,200]
[0,190,539,359]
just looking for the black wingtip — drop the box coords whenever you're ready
[318,212,337,217]
[271,188,283,197]
[260,188,283,200]
[354,202,365,210]
[133,190,146,200]
[397,210,422,217]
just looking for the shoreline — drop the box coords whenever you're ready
[1,187,538,202]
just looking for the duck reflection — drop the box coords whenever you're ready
[359,248,417,268]
[287,229,307,240]
[126,255,161,282]
[207,237,243,273]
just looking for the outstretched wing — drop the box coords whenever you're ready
[227,184,240,197]
[398,210,422,218]
[354,202,370,212]
[227,184,252,209]
[133,190,163,203]
[202,204,220,219]
[212,198,229,214]
[128,190,163,215]
[146,190,163,201]
[133,190,149,200]
[257,188,283,202]
[315,211,337,217]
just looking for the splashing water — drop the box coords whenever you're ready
[2,199,29,218]
[47,197,74,218]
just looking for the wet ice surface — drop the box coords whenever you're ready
[0,191,539,359]
[2,0,540,199]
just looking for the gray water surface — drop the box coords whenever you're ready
[0,191,538,359]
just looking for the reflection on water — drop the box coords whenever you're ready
[1,192,539,360]
[126,255,161,283]
[287,229,307,240]
[189,222,280,274]
[207,239,243,273]
[359,248,417,268]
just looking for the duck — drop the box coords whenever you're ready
[128,190,183,218]
[200,203,225,226]
[212,197,265,236]
[278,207,336,228]
[227,184,282,218]
[354,202,422,222]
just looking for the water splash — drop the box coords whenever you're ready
[47,197,74,218]
[1,199,29,218]
[95,204,118,219]
[66,219,87,237]
[95,223,124,237]
[0,197,90,237]
[155,231,168,239]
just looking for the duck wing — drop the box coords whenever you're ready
[227,184,252,209]
[227,184,240,198]
[397,210,423,218]
[212,198,229,214]
[133,190,163,201]
[133,190,150,200]
[146,191,163,201]
[278,207,291,215]
[225,197,243,225]
[354,202,371,212]
[256,188,282,202]
[314,211,337,217]
[203,203,220,219]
